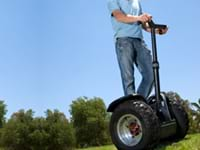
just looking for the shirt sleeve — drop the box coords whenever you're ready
[107,0,120,15]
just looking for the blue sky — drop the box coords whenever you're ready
[0,0,200,119]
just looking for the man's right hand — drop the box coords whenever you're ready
[137,13,152,23]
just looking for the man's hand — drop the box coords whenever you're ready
[142,21,169,35]
[156,27,168,35]
[137,13,152,23]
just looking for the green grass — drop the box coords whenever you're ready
[77,145,116,150]
[154,134,200,150]
[77,134,200,150]
[0,134,199,150]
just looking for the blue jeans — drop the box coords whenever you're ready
[115,37,154,98]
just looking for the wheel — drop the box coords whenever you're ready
[109,100,159,150]
[168,99,189,139]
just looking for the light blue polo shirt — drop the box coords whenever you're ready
[107,0,143,39]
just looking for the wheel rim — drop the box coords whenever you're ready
[117,114,143,146]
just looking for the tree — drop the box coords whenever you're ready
[0,109,34,150]
[0,101,7,127]
[45,109,76,150]
[0,109,75,150]
[70,97,111,148]
[190,99,200,133]
[28,117,49,150]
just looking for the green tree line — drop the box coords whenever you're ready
[0,92,199,150]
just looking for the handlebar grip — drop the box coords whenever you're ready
[148,20,167,29]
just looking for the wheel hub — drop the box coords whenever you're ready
[128,121,141,137]
[117,114,143,146]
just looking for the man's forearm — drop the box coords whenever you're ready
[112,10,139,23]
[112,10,152,24]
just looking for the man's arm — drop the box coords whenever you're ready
[112,10,152,24]
[111,9,168,35]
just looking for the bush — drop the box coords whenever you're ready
[0,101,7,128]
[45,109,76,150]
[70,97,111,148]
[0,109,75,150]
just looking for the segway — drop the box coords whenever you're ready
[107,20,189,150]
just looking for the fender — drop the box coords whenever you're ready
[107,94,145,112]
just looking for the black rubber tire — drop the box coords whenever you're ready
[168,100,189,139]
[110,100,160,150]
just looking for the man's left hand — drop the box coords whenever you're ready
[156,27,168,35]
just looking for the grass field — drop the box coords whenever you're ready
[0,134,199,150]
[78,134,200,150]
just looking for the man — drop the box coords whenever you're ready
[107,0,167,98]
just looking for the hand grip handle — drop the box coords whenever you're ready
[148,20,167,29]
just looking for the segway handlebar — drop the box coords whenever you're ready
[148,20,167,30]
